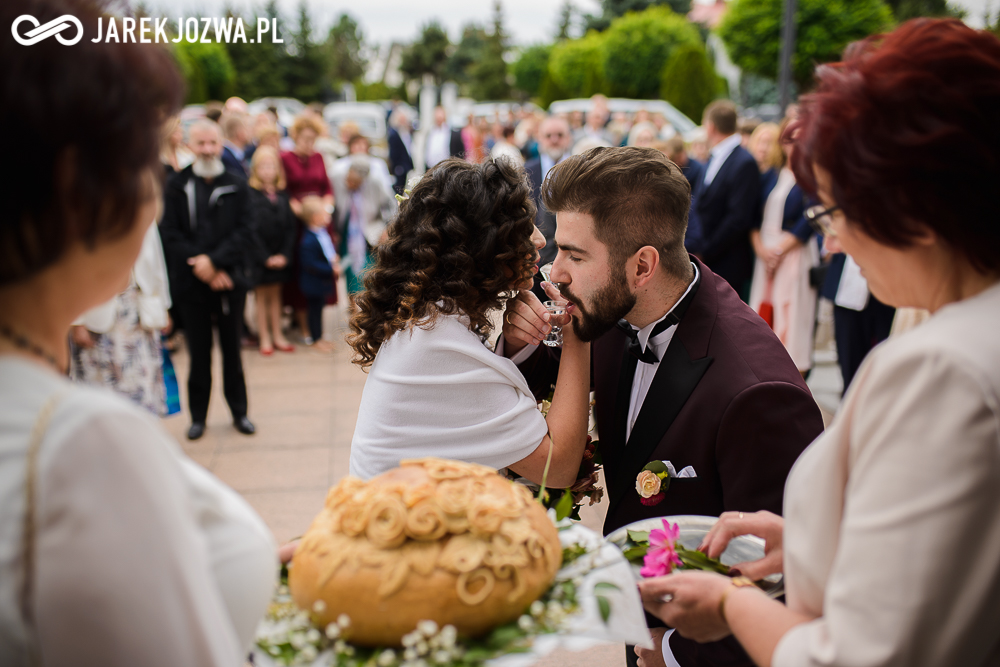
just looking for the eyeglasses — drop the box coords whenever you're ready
[543,133,566,139]
[805,204,841,237]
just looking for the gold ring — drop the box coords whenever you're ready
[739,512,744,519]
[504,312,513,325]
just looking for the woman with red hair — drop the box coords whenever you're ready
[637,19,1000,667]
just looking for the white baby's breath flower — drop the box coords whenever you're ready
[312,600,327,613]
[432,650,451,664]
[334,640,348,653]
[305,628,321,643]
[290,632,308,649]
[416,640,429,655]
[401,632,419,648]
[530,600,545,617]
[518,615,534,631]
[337,614,351,628]
[403,648,417,661]
[439,625,457,648]
[325,623,341,640]
[268,645,281,656]
[301,645,318,662]
[377,649,397,666]
[417,620,439,637]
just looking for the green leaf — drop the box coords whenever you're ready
[676,546,730,575]
[643,460,668,474]
[597,595,612,623]
[594,582,621,592]
[554,489,575,521]
[621,544,648,561]
[627,529,650,544]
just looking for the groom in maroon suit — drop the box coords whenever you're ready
[500,147,824,667]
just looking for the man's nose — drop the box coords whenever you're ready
[549,256,570,285]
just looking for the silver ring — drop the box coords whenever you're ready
[739,512,744,519]
[660,593,674,603]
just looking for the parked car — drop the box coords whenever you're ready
[323,102,388,142]
[248,97,306,129]
[548,98,698,140]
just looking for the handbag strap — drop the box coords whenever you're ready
[20,392,63,666]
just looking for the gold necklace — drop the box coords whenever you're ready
[0,325,61,371]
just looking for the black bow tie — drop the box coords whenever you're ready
[615,270,701,364]
[616,314,678,364]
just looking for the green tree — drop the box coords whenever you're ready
[660,43,720,120]
[446,24,488,87]
[885,0,963,21]
[584,0,692,32]
[325,14,367,89]
[224,3,289,99]
[601,6,701,98]
[285,1,327,102]
[174,38,236,103]
[400,22,451,86]
[470,1,511,100]
[718,0,894,90]
[512,43,553,99]
[548,30,606,97]
[557,0,576,39]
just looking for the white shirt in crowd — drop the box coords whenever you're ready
[0,358,276,666]
[702,132,743,187]
[426,124,452,168]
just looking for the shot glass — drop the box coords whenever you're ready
[543,300,568,347]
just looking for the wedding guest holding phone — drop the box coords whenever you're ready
[0,0,276,664]
[638,19,1000,667]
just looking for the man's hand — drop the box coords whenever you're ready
[266,254,288,269]
[500,282,567,357]
[71,325,95,349]
[209,269,234,292]
[635,628,669,667]
[188,254,215,283]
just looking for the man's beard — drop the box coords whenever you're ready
[542,146,565,162]
[192,156,225,179]
[560,264,636,342]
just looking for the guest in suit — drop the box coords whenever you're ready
[640,19,1000,667]
[220,113,250,178]
[424,106,465,169]
[160,120,256,440]
[659,137,705,257]
[523,116,574,300]
[690,101,761,301]
[500,146,824,667]
[297,197,339,350]
[331,157,396,300]
[387,108,415,195]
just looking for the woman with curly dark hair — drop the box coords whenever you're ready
[348,157,591,486]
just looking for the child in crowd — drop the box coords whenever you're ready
[298,195,339,351]
[248,146,297,355]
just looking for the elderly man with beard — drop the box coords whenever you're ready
[524,115,574,300]
[160,120,256,440]
[499,147,823,667]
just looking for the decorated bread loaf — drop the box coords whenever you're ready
[289,458,563,646]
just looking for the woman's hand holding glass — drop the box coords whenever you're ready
[501,281,575,355]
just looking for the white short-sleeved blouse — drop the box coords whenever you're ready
[349,311,548,480]
[0,357,277,667]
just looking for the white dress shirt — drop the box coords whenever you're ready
[702,133,743,187]
[426,124,452,168]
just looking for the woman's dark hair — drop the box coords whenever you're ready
[1,0,184,285]
[348,157,537,369]
[789,18,1000,273]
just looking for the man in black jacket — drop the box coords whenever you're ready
[160,119,256,440]
[689,101,760,301]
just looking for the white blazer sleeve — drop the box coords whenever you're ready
[134,223,171,330]
[774,349,1000,667]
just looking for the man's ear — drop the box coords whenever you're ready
[632,246,660,290]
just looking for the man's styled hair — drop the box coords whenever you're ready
[541,147,692,279]
[703,100,738,136]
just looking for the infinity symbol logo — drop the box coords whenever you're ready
[12,14,84,46]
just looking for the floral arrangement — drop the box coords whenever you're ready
[634,460,697,507]
[620,519,731,578]
[506,391,604,521]
[255,543,593,667]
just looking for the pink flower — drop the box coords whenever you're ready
[640,520,684,578]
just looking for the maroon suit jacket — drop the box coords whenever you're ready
[516,257,824,666]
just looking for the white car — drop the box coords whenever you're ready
[548,98,698,140]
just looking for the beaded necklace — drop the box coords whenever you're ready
[0,325,61,372]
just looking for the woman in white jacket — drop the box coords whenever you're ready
[70,223,173,414]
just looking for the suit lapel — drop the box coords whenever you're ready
[607,340,713,520]
[602,342,637,500]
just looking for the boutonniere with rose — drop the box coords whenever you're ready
[635,460,697,507]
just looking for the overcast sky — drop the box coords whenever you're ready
[146,0,605,47]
